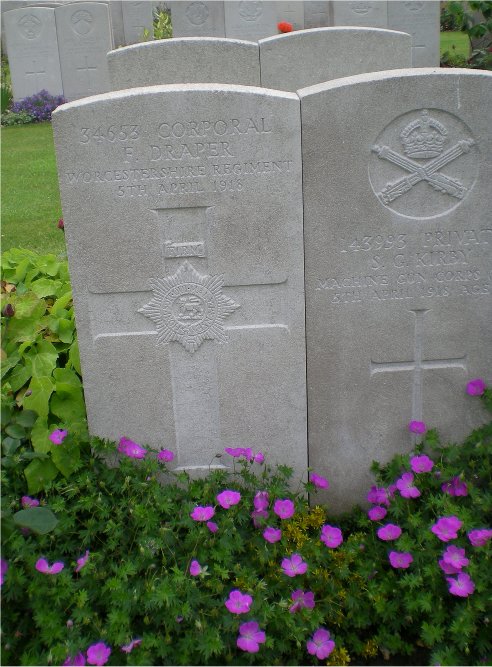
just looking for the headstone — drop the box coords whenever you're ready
[169,1,226,38]
[55,2,112,101]
[108,38,260,89]
[122,0,154,44]
[52,84,307,478]
[388,1,440,67]
[332,1,388,29]
[4,7,63,101]
[299,68,492,512]
[224,1,304,41]
[304,1,331,28]
[108,0,126,47]
[259,27,412,92]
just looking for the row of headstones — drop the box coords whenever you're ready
[3,1,155,101]
[52,68,492,511]
[170,0,440,67]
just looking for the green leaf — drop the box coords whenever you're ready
[0,351,20,379]
[15,409,38,427]
[30,418,51,454]
[68,340,81,375]
[13,507,58,534]
[5,423,26,439]
[57,318,74,343]
[51,289,73,315]
[30,278,63,298]
[54,367,82,395]
[11,292,45,319]
[51,441,80,478]
[24,458,59,494]
[28,340,58,377]
[2,437,21,456]
[7,363,32,392]
[23,376,54,419]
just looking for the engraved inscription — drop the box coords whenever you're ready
[18,14,42,39]
[71,10,94,35]
[350,2,372,15]
[164,241,206,258]
[186,1,209,25]
[239,1,263,21]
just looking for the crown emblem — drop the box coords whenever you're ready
[400,110,447,159]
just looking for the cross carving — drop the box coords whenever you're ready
[25,61,46,90]
[76,57,97,89]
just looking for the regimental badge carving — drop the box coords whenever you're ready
[369,109,478,220]
[350,2,372,15]
[186,2,209,25]
[18,14,42,39]
[404,1,424,11]
[139,261,240,353]
[239,1,263,21]
[71,10,93,35]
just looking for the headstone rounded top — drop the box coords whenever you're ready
[258,25,411,45]
[108,35,258,57]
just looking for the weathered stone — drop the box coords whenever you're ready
[299,69,492,512]
[259,27,412,92]
[388,1,440,67]
[331,1,388,28]
[304,1,331,28]
[169,1,226,37]
[108,37,260,89]
[224,1,303,41]
[52,84,307,478]
[122,0,154,44]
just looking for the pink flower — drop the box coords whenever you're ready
[254,491,269,512]
[254,451,264,464]
[207,521,218,533]
[410,455,434,473]
[468,528,492,547]
[225,589,253,614]
[368,506,387,521]
[281,553,307,577]
[216,489,241,509]
[441,476,468,497]
[273,498,295,519]
[75,550,89,573]
[190,506,215,522]
[263,526,282,543]
[320,525,343,548]
[157,449,174,462]
[224,447,253,460]
[443,546,469,570]
[117,437,147,459]
[431,516,463,542]
[21,496,39,508]
[466,378,486,396]
[396,472,421,499]
[439,558,461,575]
[49,429,68,445]
[377,524,402,541]
[63,653,86,666]
[306,628,335,660]
[310,473,329,489]
[408,421,426,434]
[389,551,413,569]
[189,560,202,576]
[121,638,142,654]
[35,558,64,574]
[86,642,111,666]
[237,621,266,653]
[447,572,475,597]
[367,486,389,506]
[289,589,315,613]
[1,559,8,586]
[251,509,268,527]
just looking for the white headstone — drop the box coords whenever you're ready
[169,1,226,38]
[224,1,303,40]
[108,38,260,89]
[55,2,112,101]
[304,1,331,28]
[4,7,63,101]
[259,27,412,92]
[299,68,492,511]
[332,1,388,28]
[388,1,440,67]
[52,84,307,478]
[109,0,126,47]
[122,0,154,44]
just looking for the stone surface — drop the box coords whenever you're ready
[259,27,412,92]
[121,0,154,44]
[52,84,307,478]
[108,0,126,47]
[169,1,226,37]
[55,2,112,101]
[304,1,331,28]
[299,68,492,512]
[224,1,303,40]
[388,1,440,67]
[4,6,63,101]
[108,38,260,89]
[331,0,388,28]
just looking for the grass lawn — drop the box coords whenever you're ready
[440,31,471,58]
[1,121,65,255]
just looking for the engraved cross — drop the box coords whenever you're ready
[76,57,97,89]
[25,61,46,90]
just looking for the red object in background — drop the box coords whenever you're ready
[57,218,64,229]
[277,21,293,33]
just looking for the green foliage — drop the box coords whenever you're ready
[1,110,34,126]
[440,1,492,69]
[441,2,467,31]
[142,7,173,41]
[1,82,12,115]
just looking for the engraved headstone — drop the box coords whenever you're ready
[388,1,440,67]
[52,84,307,477]
[224,1,304,41]
[108,38,260,89]
[4,7,63,101]
[332,0,388,28]
[299,69,492,511]
[55,2,112,101]
[259,27,412,92]
[121,0,154,44]
[304,1,331,28]
[169,1,226,38]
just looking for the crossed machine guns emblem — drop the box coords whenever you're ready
[372,109,474,205]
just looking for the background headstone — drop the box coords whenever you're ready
[121,0,154,44]
[259,27,412,92]
[304,1,331,28]
[108,38,260,89]
[108,0,126,47]
[52,84,307,478]
[388,1,440,67]
[4,7,63,100]
[299,68,492,512]
[224,1,304,40]
[55,2,112,101]
[169,1,226,37]
[331,1,388,28]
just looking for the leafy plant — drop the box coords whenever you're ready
[142,6,173,41]
[440,1,492,70]
[1,110,34,126]
[10,89,66,123]
[1,82,12,115]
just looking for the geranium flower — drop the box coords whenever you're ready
[216,489,241,509]
[263,526,281,543]
[277,21,293,33]
[281,553,307,577]
[224,447,253,460]
[251,509,268,527]
[190,506,215,521]
[431,516,462,542]
[466,378,486,396]
[189,560,202,576]
[310,473,329,489]
[206,521,218,533]
[442,546,469,569]
[157,449,174,462]
[289,589,315,613]
[273,498,295,519]
[447,572,475,597]
[377,524,402,541]
[368,506,387,521]
[320,524,343,548]
[306,628,335,660]
[254,451,264,464]
[410,455,434,473]
[367,485,389,505]
[21,496,39,508]
[441,476,468,497]
[63,653,86,666]
[438,558,461,575]
[86,642,111,666]
[388,551,413,569]
[254,491,269,512]
[225,589,253,614]
[237,621,266,653]
[58,218,65,230]
[75,550,89,573]
[408,421,426,434]
[0,559,8,586]
[396,472,421,498]
[117,437,147,459]
[35,558,64,574]
[49,429,68,445]
[468,528,492,547]
[121,639,142,653]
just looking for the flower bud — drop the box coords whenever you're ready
[2,304,14,317]
[57,218,65,229]
[66,619,73,628]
